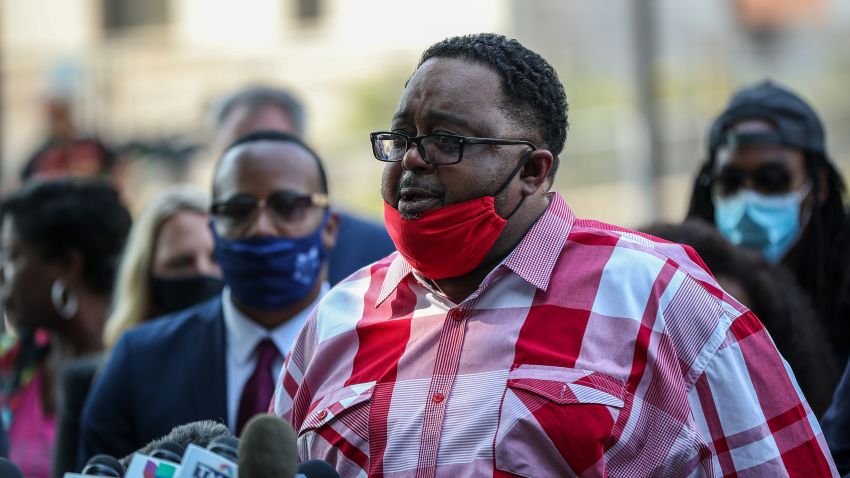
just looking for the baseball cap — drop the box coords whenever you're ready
[708,80,826,158]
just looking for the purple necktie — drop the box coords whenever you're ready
[236,338,280,435]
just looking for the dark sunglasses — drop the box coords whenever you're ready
[211,192,329,232]
[711,163,795,197]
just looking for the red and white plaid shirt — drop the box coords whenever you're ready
[272,192,836,477]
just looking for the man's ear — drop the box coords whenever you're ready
[322,211,340,252]
[519,149,554,195]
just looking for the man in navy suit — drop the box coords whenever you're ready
[210,85,395,284]
[78,131,339,463]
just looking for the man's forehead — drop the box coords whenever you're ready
[392,107,488,132]
[715,141,801,170]
[214,141,319,194]
[393,58,505,129]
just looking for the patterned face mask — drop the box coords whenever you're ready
[212,214,327,310]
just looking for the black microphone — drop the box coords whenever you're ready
[149,441,185,464]
[119,420,231,468]
[207,436,239,463]
[297,460,342,478]
[238,414,298,478]
[81,454,125,477]
[0,458,23,478]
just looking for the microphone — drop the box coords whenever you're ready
[238,414,298,478]
[124,441,184,478]
[0,458,23,478]
[297,460,342,478]
[207,436,239,463]
[119,420,231,468]
[150,442,185,464]
[63,455,124,478]
[82,454,125,476]
[173,436,240,478]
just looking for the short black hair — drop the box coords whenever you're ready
[418,33,568,180]
[211,85,306,137]
[213,130,329,196]
[0,179,131,294]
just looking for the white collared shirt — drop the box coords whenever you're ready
[222,284,327,431]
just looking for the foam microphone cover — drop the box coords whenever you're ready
[238,414,298,478]
[81,454,125,477]
[0,459,22,478]
[120,420,231,467]
[297,459,342,478]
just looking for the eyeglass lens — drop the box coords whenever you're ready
[373,133,463,164]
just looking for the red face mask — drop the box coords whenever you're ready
[384,196,507,280]
[383,153,530,280]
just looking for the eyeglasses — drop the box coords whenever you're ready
[211,192,329,233]
[370,131,536,165]
[711,164,796,197]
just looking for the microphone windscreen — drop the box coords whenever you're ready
[81,454,124,477]
[297,460,341,478]
[0,459,22,478]
[120,420,231,467]
[238,414,298,478]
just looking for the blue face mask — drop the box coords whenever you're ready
[212,217,327,310]
[713,184,811,263]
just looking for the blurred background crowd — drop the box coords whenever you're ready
[2,0,850,477]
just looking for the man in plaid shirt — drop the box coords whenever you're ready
[272,33,836,477]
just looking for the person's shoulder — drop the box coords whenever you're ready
[567,218,720,286]
[117,296,223,349]
[337,211,384,232]
[336,211,393,245]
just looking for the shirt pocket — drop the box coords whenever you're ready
[494,365,627,478]
[297,382,374,470]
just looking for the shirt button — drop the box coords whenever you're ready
[450,310,464,321]
[432,392,445,403]
[317,410,328,420]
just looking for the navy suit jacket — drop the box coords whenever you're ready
[823,362,850,476]
[78,297,227,467]
[328,211,395,285]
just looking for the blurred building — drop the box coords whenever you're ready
[1,0,849,224]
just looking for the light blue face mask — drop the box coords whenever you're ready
[713,184,811,263]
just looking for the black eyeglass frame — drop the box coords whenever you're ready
[370,131,537,165]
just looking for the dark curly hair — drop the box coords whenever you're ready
[1,179,132,294]
[419,33,568,181]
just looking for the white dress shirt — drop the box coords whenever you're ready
[222,284,327,431]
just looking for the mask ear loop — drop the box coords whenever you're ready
[493,150,534,220]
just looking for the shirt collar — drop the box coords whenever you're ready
[376,192,574,305]
[223,284,328,364]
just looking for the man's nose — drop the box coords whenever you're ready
[401,142,433,172]
[245,205,279,237]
